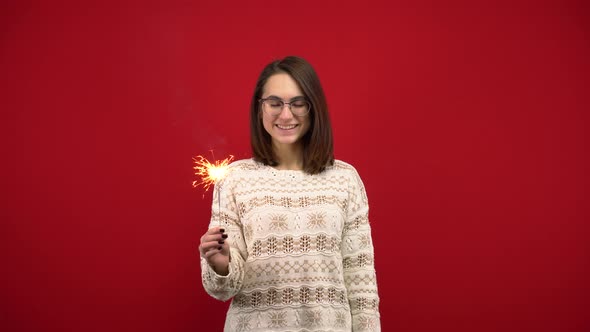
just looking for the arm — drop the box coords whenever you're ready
[343,167,381,331]
[200,174,247,301]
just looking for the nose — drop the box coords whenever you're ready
[277,103,294,119]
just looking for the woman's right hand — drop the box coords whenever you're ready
[199,227,230,276]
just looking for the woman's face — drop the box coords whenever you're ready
[260,73,311,148]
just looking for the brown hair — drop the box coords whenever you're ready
[250,56,334,175]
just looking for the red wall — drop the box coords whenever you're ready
[1,1,589,331]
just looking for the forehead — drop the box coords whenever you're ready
[262,73,304,98]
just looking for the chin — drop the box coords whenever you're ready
[273,136,301,145]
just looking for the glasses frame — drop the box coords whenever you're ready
[259,97,311,117]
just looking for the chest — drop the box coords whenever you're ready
[233,175,350,243]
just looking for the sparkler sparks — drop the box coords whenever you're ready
[193,153,234,228]
[192,154,235,192]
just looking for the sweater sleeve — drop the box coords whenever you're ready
[343,167,381,331]
[200,172,247,301]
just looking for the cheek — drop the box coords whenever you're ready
[261,112,273,131]
[302,117,311,133]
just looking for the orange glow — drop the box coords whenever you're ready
[192,154,234,192]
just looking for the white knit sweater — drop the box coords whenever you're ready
[201,159,381,331]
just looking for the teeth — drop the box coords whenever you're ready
[277,124,297,130]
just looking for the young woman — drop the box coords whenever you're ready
[199,56,381,331]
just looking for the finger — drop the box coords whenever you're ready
[207,226,226,235]
[203,245,224,259]
[201,233,228,246]
[202,229,229,243]
[199,241,222,256]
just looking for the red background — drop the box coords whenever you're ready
[1,1,589,331]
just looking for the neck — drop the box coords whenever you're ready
[273,142,304,170]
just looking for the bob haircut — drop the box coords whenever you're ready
[250,56,334,175]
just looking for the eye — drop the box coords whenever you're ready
[266,99,282,107]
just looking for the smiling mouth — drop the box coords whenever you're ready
[276,124,298,130]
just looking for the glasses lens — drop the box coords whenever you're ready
[290,100,310,116]
[263,99,283,114]
[262,98,310,116]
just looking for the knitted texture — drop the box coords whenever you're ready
[201,159,380,331]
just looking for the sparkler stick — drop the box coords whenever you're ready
[193,154,234,227]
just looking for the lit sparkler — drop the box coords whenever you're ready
[192,154,235,192]
[193,153,234,227]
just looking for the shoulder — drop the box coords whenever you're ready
[327,159,366,187]
[324,159,364,182]
[228,158,260,169]
[331,159,357,170]
[328,159,362,176]
[225,158,266,177]
[331,160,368,201]
[217,158,264,188]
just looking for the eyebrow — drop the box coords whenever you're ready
[265,95,306,101]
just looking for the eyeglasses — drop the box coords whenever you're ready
[259,97,311,116]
